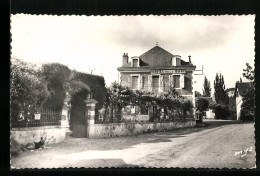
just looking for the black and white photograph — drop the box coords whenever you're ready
[10,14,255,169]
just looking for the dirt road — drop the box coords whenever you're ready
[11,120,255,169]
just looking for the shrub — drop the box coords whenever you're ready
[227,109,237,120]
[10,138,27,157]
[72,71,106,110]
[240,108,255,121]
[196,98,209,111]
[213,104,230,120]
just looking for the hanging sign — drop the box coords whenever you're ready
[151,69,186,74]
[34,113,41,120]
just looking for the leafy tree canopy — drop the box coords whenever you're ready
[196,98,209,111]
[10,57,50,123]
[202,76,211,97]
[241,63,255,115]
[214,73,229,105]
[242,62,254,81]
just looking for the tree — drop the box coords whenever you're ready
[242,62,254,81]
[241,63,255,120]
[10,57,50,126]
[196,98,209,111]
[213,104,230,120]
[214,73,229,105]
[41,63,72,110]
[202,76,211,97]
[195,91,202,98]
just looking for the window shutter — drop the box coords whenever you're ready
[170,75,174,88]
[159,75,164,92]
[127,76,131,88]
[180,74,185,88]
[140,75,144,89]
[148,75,152,91]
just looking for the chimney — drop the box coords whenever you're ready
[188,55,191,64]
[122,53,129,67]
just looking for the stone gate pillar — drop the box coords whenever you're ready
[84,95,98,137]
[61,93,71,127]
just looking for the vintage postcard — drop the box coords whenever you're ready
[10,15,255,169]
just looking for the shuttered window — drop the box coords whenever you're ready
[132,76,139,89]
[173,75,180,88]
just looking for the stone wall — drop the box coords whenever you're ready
[11,126,66,145]
[88,118,195,138]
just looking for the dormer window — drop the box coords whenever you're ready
[133,59,138,67]
[131,57,140,67]
[171,57,176,66]
[172,56,181,66]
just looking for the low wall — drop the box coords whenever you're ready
[88,118,196,138]
[11,126,66,145]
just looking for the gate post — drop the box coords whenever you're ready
[61,93,71,128]
[84,95,98,137]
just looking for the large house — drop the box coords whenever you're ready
[235,82,251,120]
[117,45,196,104]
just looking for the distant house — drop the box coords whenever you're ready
[195,97,215,119]
[225,88,236,97]
[235,82,251,120]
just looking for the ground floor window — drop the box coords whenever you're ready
[173,75,180,88]
[152,75,159,92]
[132,76,139,89]
[163,75,169,91]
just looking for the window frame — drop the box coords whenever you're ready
[131,74,140,90]
[131,57,140,67]
[172,74,182,89]
[162,74,170,92]
[152,74,160,92]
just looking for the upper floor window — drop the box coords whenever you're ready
[132,59,138,67]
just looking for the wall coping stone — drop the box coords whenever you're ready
[93,118,195,126]
[11,125,66,131]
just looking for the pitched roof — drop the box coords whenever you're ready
[225,88,235,93]
[235,82,252,97]
[139,46,190,67]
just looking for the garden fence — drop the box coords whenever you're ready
[12,109,62,128]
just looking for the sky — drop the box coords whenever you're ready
[11,15,255,94]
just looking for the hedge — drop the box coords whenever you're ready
[72,71,106,110]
